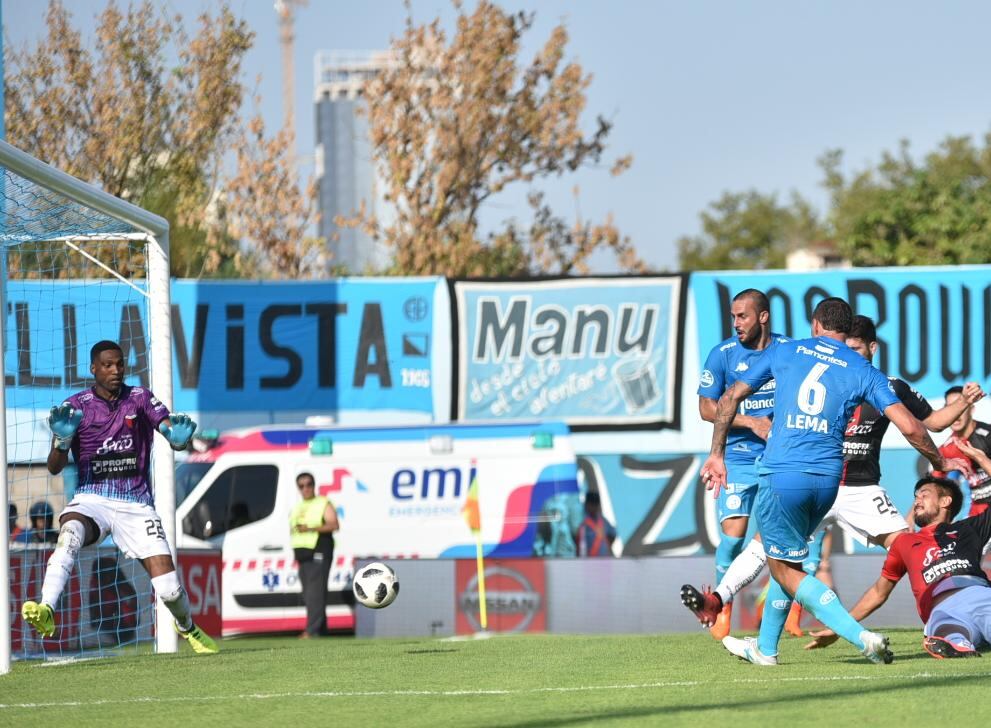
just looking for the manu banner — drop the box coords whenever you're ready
[5,277,448,427]
[454,277,687,428]
[693,266,991,401]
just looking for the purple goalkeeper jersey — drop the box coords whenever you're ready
[65,385,170,505]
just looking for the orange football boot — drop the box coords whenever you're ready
[709,602,732,640]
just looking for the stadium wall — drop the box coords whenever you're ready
[355,554,922,637]
[6,266,990,557]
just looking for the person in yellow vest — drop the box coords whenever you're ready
[290,472,339,639]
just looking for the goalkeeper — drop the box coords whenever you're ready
[21,340,218,654]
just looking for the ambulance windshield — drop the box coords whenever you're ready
[176,462,214,505]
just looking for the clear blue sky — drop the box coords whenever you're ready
[5,0,991,272]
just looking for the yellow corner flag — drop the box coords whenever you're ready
[461,475,481,532]
[461,473,487,631]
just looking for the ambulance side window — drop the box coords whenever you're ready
[182,465,278,539]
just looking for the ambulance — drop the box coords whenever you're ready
[174,421,579,636]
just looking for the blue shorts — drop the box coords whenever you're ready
[754,471,838,562]
[718,459,759,522]
[926,585,991,647]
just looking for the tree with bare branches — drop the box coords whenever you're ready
[4,0,321,279]
[224,111,325,278]
[338,0,644,277]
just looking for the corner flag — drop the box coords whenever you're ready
[461,470,487,631]
[461,475,481,532]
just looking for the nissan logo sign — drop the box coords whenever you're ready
[458,566,541,633]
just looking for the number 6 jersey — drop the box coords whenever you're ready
[739,336,899,477]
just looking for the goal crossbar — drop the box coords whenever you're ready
[0,141,169,241]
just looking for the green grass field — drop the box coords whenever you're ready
[2,629,989,726]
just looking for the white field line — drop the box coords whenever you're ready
[34,657,104,667]
[2,671,990,710]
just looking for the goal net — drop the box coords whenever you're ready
[0,140,177,672]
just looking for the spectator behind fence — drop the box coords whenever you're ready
[9,502,24,542]
[576,491,616,557]
[14,501,58,545]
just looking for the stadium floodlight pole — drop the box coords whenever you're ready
[0,139,178,662]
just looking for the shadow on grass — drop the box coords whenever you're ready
[484,672,990,728]
[836,650,937,664]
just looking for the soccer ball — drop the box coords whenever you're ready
[352,562,399,609]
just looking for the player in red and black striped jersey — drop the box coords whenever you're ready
[939,386,991,517]
[807,475,991,658]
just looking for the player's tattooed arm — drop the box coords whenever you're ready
[710,381,754,457]
[701,382,754,497]
[702,381,755,495]
[699,397,771,440]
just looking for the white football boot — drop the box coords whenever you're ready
[722,635,778,666]
[860,631,894,664]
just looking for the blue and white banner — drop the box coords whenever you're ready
[692,266,991,401]
[455,277,685,427]
[5,277,448,422]
[169,279,444,417]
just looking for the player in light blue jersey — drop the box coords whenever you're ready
[693,288,786,639]
[701,298,953,665]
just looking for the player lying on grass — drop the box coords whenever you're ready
[684,316,983,636]
[806,475,990,659]
[21,340,218,654]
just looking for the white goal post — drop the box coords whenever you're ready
[0,139,177,674]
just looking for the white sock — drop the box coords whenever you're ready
[152,570,193,632]
[40,520,86,608]
[716,538,767,605]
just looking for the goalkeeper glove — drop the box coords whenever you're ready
[159,413,197,449]
[48,403,82,451]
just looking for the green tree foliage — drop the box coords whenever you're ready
[677,190,827,271]
[822,139,991,266]
[680,133,991,271]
